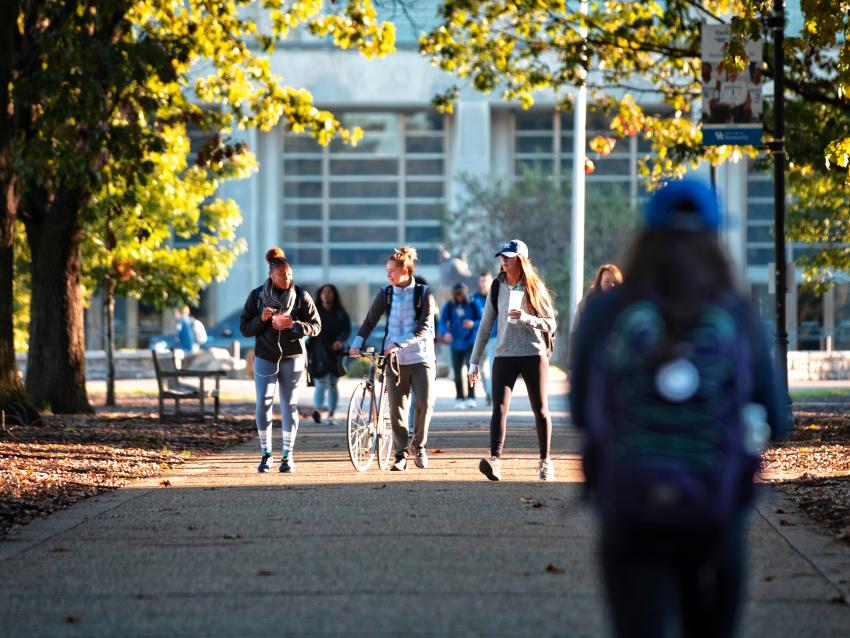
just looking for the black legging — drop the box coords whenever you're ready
[489,355,551,459]
[450,347,475,399]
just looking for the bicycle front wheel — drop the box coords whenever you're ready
[376,390,394,470]
[347,381,377,471]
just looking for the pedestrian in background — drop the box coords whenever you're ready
[568,264,623,370]
[349,247,437,471]
[569,180,788,638]
[471,271,497,405]
[172,305,197,353]
[240,248,321,474]
[469,239,557,482]
[440,282,482,409]
[308,283,351,425]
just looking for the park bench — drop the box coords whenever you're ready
[150,349,222,422]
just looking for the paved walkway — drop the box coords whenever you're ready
[1,374,849,637]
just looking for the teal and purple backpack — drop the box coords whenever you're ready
[583,292,763,531]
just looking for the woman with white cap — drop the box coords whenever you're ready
[468,239,557,481]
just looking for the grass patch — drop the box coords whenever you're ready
[790,389,850,401]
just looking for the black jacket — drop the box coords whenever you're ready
[239,285,321,361]
[307,305,352,377]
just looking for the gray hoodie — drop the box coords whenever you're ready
[470,276,556,364]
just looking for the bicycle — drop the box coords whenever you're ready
[346,348,395,471]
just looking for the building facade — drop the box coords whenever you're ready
[93,2,849,353]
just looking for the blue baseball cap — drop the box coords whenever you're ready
[495,239,529,258]
[644,179,721,231]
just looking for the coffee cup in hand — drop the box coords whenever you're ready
[507,290,524,323]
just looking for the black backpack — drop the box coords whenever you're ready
[488,277,555,358]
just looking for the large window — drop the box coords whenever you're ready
[513,109,645,206]
[282,112,446,268]
[746,160,775,267]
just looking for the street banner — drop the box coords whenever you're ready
[701,24,763,146]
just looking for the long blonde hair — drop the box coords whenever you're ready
[517,254,552,317]
[388,246,417,274]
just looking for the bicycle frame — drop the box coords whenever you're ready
[346,350,395,471]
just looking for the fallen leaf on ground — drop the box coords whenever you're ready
[521,496,545,508]
[545,564,565,574]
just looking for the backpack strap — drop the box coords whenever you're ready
[488,276,501,314]
[384,285,393,318]
[414,283,429,320]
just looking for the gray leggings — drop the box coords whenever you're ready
[254,355,304,455]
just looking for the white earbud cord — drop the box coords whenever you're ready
[256,291,297,379]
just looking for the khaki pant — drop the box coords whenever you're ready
[386,361,435,456]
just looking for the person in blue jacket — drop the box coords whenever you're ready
[471,271,498,405]
[440,282,482,409]
[172,306,197,353]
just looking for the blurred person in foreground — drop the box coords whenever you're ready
[569,179,788,638]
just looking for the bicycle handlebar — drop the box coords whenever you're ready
[346,351,384,360]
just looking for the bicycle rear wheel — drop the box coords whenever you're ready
[376,390,394,470]
[347,381,377,471]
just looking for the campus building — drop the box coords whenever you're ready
[93,2,849,357]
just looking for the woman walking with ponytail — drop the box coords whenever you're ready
[349,246,437,472]
[240,248,321,473]
[469,239,557,481]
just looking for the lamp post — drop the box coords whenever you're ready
[569,0,589,327]
[768,0,789,390]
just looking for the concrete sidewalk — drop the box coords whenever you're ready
[1,376,849,636]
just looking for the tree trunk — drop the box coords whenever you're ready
[0,7,37,422]
[105,273,116,407]
[0,172,35,422]
[24,189,92,414]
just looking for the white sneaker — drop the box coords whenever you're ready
[454,399,467,410]
[539,458,555,481]
[479,456,501,481]
[465,397,477,409]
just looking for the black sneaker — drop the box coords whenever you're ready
[279,456,295,473]
[257,453,272,473]
[311,410,322,424]
[391,455,407,471]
